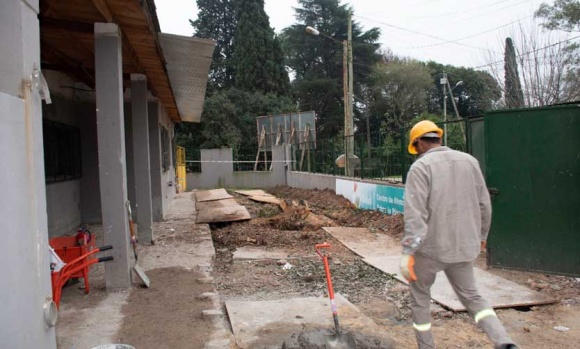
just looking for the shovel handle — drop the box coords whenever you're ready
[315,243,331,258]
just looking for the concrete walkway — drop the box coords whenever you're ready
[55,192,232,349]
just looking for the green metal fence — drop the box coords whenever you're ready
[485,105,580,275]
[292,118,482,183]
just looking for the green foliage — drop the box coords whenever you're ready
[424,62,501,117]
[176,88,296,151]
[504,37,525,109]
[368,59,432,135]
[232,0,291,95]
[536,0,580,32]
[280,0,381,139]
[190,0,238,93]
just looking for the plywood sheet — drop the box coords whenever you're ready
[195,206,251,224]
[322,227,399,257]
[196,198,239,211]
[234,189,274,197]
[195,188,233,202]
[225,294,393,349]
[232,246,316,261]
[323,227,556,312]
[249,196,281,205]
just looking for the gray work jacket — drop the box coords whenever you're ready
[402,146,492,263]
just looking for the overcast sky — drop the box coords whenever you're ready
[155,0,560,69]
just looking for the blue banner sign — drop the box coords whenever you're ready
[336,179,405,215]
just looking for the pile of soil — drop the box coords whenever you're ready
[210,186,405,306]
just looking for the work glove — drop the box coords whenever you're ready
[480,240,487,253]
[400,254,417,282]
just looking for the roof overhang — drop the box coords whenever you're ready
[39,0,214,123]
[159,34,215,123]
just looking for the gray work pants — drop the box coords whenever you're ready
[409,254,515,349]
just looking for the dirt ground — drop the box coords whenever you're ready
[212,186,580,349]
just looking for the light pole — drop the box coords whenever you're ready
[305,9,354,176]
[440,72,463,146]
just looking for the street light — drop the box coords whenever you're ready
[440,73,464,145]
[305,11,354,176]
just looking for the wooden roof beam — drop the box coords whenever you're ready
[91,0,114,22]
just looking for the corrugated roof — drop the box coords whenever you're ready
[159,33,215,123]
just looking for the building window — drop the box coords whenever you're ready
[160,125,170,172]
[43,120,82,183]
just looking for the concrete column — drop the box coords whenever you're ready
[148,101,163,221]
[131,74,153,243]
[0,1,57,348]
[94,23,131,289]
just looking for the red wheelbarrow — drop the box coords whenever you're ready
[49,239,114,308]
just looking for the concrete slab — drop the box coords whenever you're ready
[196,206,251,224]
[323,227,556,312]
[196,198,239,211]
[248,196,281,205]
[225,294,393,349]
[234,190,274,197]
[232,246,317,261]
[195,189,233,202]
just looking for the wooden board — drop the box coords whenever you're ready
[234,189,274,197]
[195,188,233,202]
[323,227,556,312]
[232,246,317,261]
[195,206,251,224]
[249,196,281,205]
[196,198,239,211]
[322,227,399,257]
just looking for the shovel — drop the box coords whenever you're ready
[126,201,150,288]
[315,243,356,348]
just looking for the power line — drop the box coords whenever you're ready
[355,15,500,54]
[407,15,533,50]
[452,0,533,24]
[472,35,580,70]
[411,0,516,19]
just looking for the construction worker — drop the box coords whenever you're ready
[400,120,517,349]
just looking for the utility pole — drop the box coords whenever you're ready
[441,73,447,146]
[343,40,349,176]
[347,8,354,177]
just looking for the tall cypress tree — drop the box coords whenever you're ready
[190,0,238,92]
[504,37,525,108]
[232,0,291,95]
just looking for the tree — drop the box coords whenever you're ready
[368,59,432,135]
[535,1,580,102]
[536,0,580,32]
[504,37,524,108]
[190,0,238,93]
[425,62,501,117]
[232,0,291,95]
[483,21,577,107]
[280,0,381,138]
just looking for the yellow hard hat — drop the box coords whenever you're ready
[408,120,443,154]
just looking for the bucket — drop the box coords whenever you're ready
[90,345,135,349]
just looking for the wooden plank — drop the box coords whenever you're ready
[323,227,557,312]
[196,198,239,211]
[195,189,233,202]
[234,190,274,197]
[195,206,251,224]
[322,227,399,257]
[249,196,281,205]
